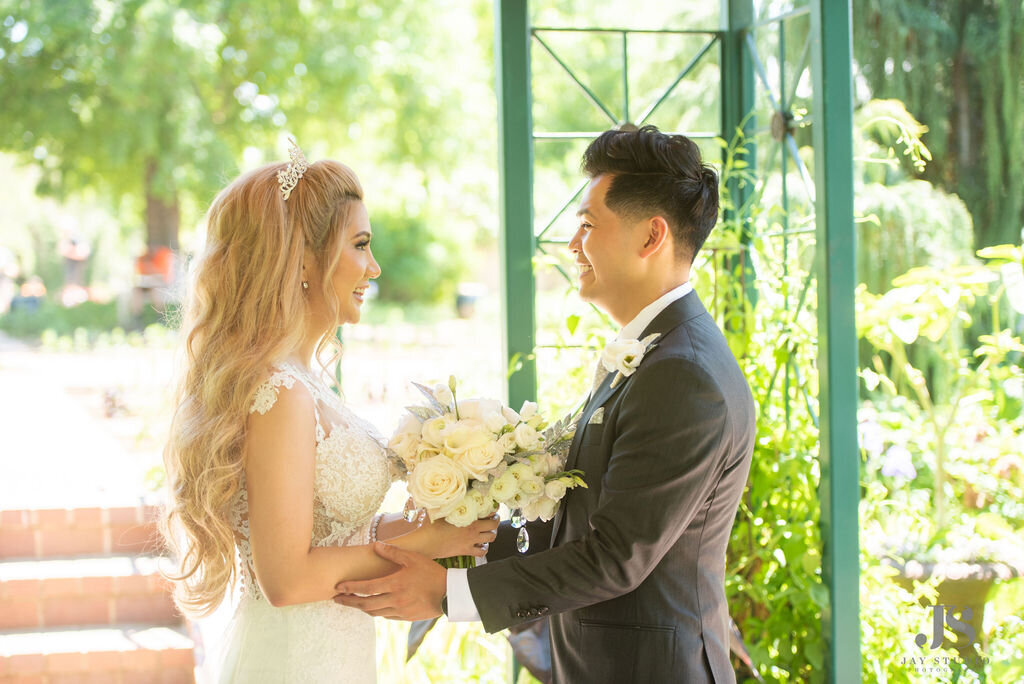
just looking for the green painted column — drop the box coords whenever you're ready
[810,1,860,681]
[720,0,757,311]
[720,0,755,214]
[495,0,537,409]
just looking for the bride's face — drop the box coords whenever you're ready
[329,201,381,325]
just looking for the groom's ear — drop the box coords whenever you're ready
[638,216,671,259]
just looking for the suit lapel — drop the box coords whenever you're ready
[549,291,708,546]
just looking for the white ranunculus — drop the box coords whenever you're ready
[483,411,508,433]
[519,401,538,420]
[601,338,647,378]
[468,487,499,518]
[513,423,541,451]
[432,384,454,408]
[456,441,505,481]
[518,476,544,497]
[422,417,450,448]
[535,497,558,522]
[408,457,467,520]
[445,494,482,527]
[489,469,520,502]
[497,432,519,454]
[544,479,567,501]
[526,415,545,430]
[508,462,535,482]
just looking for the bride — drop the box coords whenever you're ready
[160,141,497,683]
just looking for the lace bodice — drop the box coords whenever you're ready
[228,362,403,601]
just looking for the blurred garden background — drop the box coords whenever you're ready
[1,0,1023,682]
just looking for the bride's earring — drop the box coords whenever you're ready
[302,281,309,290]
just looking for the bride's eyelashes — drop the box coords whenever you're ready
[355,239,371,250]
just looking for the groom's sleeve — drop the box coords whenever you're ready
[466,356,740,633]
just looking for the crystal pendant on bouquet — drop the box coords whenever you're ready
[403,499,419,523]
[510,508,526,529]
[516,526,530,553]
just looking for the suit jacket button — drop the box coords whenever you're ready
[538,607,549,615]
[515,610,526,618]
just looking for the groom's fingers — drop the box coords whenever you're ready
[334,575,392,596]
[371,540,417,565]
[333,592,395,614]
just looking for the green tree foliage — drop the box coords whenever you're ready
[853,0,1024,249]
[0,0,496,304]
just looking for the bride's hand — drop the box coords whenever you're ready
[420,516,499,559]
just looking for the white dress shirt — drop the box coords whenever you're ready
[445,282,694,621]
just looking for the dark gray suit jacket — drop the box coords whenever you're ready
[468,292,755,683]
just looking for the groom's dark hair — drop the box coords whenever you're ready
[582,124,719,263]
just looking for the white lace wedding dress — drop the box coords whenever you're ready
[217,362,402,683]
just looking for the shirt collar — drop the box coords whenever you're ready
[616,282,693,342]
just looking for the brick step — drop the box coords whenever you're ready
[0,556,179,631]
[0,507,162,560]
[0,624,195,683]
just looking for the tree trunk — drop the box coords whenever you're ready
[145,160,179,250]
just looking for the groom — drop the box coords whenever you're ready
[336,124,755,683]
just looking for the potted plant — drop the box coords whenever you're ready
[857,245,1024,662]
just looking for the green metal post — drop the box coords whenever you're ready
[720,0,756,317]
[495,0,537,410]
[810,1,860,681]
[721,0,754,203]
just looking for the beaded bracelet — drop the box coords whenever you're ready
[369,514,384,543]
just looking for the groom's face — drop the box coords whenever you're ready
[569,174,643,316]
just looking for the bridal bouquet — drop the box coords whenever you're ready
[389,376,585,568]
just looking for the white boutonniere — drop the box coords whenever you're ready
[600,333,661,389]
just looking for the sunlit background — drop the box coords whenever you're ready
[1,1,1023,682]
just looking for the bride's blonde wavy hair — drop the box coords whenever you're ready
[160,159,363,617]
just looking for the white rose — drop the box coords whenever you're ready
[432,384,454,408]
[456,442,505,481]
[489,469,520,503]
[444,420,491,456]
[422,417,450,448]
[544,479,568,501]
[513,423,541,451]
[445,494,482,527]
[483,411,508,433]
[519,401,538,420]
[408,457,467,520]
[458,398,502,421]
[601,338,647,377]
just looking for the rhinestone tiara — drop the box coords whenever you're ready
[277,137,309,201]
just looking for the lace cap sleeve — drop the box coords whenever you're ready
[249,370,298,415]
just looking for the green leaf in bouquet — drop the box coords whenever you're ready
[410,381,452,415]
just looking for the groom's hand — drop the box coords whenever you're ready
[333,542,446,621]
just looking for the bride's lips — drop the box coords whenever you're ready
[353,285,369,303]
